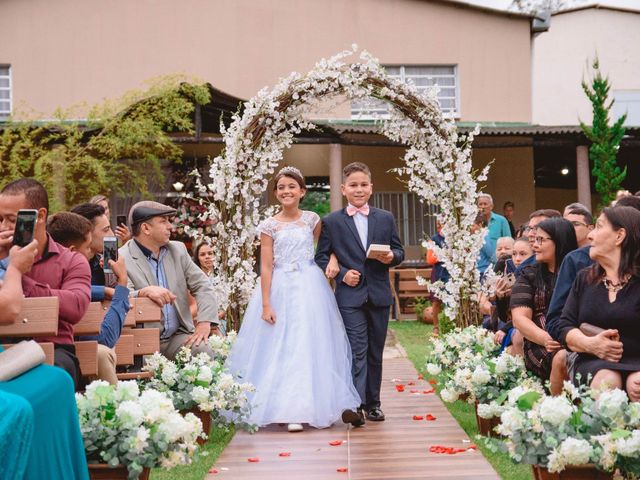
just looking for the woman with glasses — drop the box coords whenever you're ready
[510,217,577,392]
[556,207,640,399]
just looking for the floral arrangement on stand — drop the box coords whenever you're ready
[76,381,203,480]
[489,384,640,478]
[180,45,487,330]
[142,345,255,434]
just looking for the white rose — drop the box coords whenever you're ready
[558,437,592,467]
[116,401,144,428]
[477,403,495,419]
[596,389,629,422]
[616,430,640,457]
[499,408,525,435]
[426,363,441,376]
[471,366,491,385]
[539,396,574,427]
[440,388,459,403]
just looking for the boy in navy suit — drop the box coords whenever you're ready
[315,162,404,426]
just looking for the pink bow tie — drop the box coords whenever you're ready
[346,204,370,216]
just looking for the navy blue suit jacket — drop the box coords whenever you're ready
[315,207,404,308]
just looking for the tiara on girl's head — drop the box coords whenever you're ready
[277,166,303,178]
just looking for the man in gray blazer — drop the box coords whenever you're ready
[120,201,221,360]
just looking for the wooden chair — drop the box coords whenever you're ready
[390,267,432,320]
[0,297,59,365]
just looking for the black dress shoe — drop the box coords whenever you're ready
[342,407,365,427]
[366,407,385,421]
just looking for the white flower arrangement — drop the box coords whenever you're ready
[207,330,237,363]
[142,347,255,430]
[182,45,487,329]
[76,381,203,479]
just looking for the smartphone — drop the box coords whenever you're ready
[103,236,118,273]
[116,215,127,227]
[12,209,38,247]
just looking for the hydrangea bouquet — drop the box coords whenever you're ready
[142,346,255,430]
[76,381,203,480]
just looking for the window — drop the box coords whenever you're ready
[351,65,459,119]
[613,90,640,126]
[0,66,11,119]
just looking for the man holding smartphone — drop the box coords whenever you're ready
[120,201,222,360]
[0,179,91,390]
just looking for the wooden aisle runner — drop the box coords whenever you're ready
[208,356,499,479]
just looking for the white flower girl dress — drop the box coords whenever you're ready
[227,210,360,428]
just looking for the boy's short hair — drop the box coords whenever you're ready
[342,162,372,182]
[47,212,93,248]
[71,202,106,225]
[567,206,593,225]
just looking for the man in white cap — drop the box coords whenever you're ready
[120,201,221,359]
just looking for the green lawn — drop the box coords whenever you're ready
[150,425,235,480]
[389,321,532,480]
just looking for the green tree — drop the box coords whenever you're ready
[0,77,210,211]
[580,58,627,207]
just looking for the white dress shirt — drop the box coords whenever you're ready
[348,203,369,250]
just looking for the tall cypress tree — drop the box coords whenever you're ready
[580,58,627,207]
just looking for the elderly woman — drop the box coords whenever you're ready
[557,206,640,399]
[511,217,577,393]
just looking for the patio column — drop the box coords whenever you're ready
[576,144,592,210]
[329,143,343,212]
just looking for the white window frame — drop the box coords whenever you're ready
[351,64,460,120]
[0,65,11,119]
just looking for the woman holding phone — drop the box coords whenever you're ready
[556,206,640,399]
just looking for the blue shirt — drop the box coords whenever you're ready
[0,257,8,281]
[79,285,130,348]
[488,212,511,242]
[134,240,180,339]
[477,233,496,274]
[546,246,594,341]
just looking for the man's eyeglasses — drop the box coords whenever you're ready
[570,221,588,228]
[534,236,552,245]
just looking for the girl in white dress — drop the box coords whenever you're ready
[227,166,360,431]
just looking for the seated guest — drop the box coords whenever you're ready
[120,201,222,360]
[517,209,562,274]
[564,205,594,248]
[496,236,514,259]
[0,179,91,390]
[48,212,130,384]
[557,207,640,399]
[0,241,89,480]
[89,194,131,243]
[193,241,215,283]
[494,238,534,354]
[511,217,577,393]
[70,203,116,300]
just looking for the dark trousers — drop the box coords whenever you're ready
[54,344,81,391]
[339,302,390,410]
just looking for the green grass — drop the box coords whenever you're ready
[389,321,533,480]
[150,425,235,480]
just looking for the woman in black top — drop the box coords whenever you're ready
[557,207,640,400]
[511,217,577,393]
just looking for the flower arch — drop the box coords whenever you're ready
[189,47,489,331]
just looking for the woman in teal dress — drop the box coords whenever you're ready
[0,241,89,480]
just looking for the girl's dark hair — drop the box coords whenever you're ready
[192,241,213,269]
[272,167,306,191]
[535,217,577,289]
[587,206,640,283]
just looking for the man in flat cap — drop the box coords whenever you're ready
[120,201,221,360]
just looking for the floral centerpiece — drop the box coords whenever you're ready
[76,381,203,480]
[489,384,640,478]
[142,346,255,434]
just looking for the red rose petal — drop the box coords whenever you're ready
[337,467,348,473]
[429,445,474,455]
[279,452,292,457]
[208,468,219,474]
[422,389,435,394]
[429,379,437,385]
[329,440,344,446]
[248,457,260,462]
[425,414,437,421]
[418,373,424,379]
[413,415,424,420]
[407,381,415,386]
[395,384,405,392]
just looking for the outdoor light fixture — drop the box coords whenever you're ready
[561,168,569,175]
